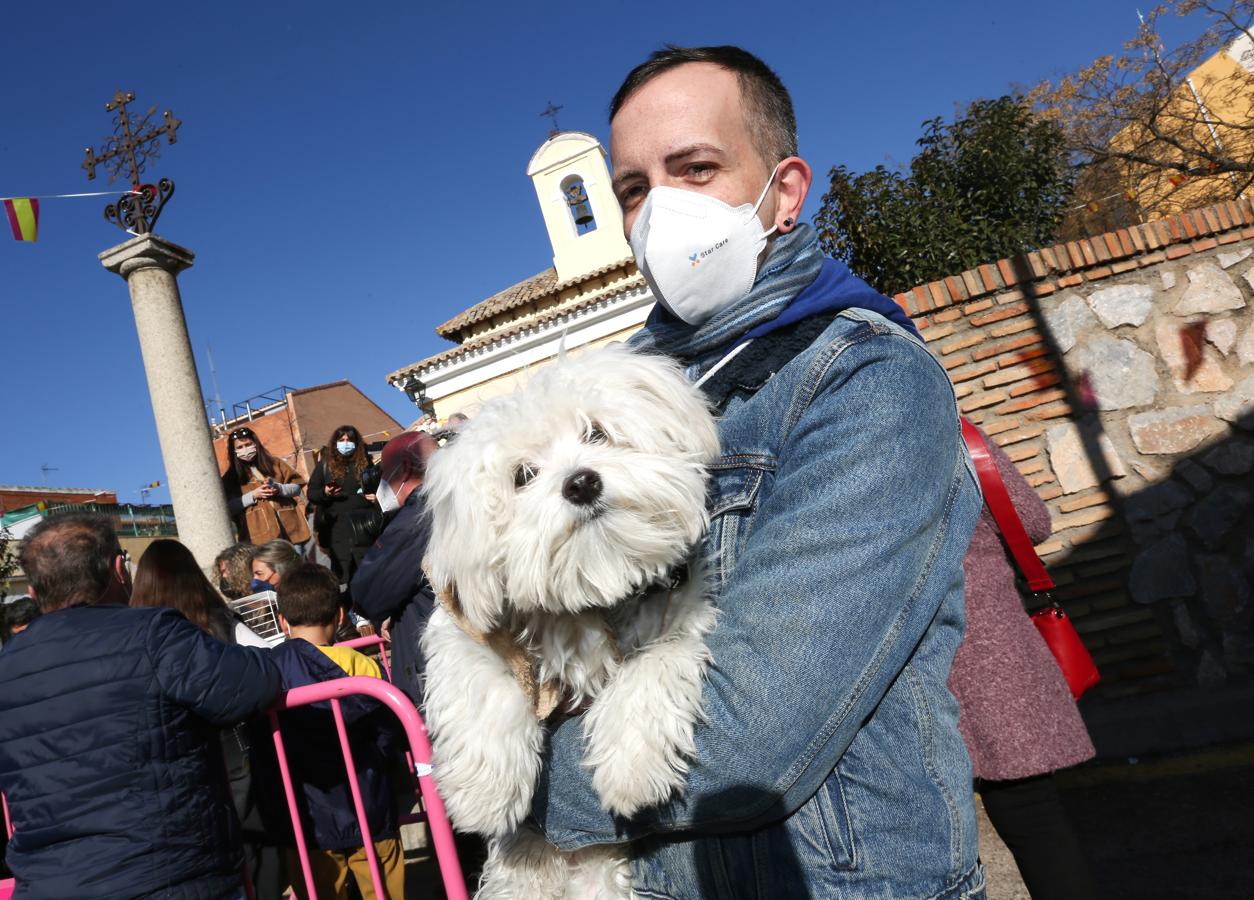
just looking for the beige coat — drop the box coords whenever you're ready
[222,456,311,545]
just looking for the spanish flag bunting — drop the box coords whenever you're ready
[1124,189,1138,202]
[1168,172,1188,187]
[146,481,162,488]
[1086,200,1102,213]
[3,197,39,242]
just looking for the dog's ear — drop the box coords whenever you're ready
[422,439,508,633]
[603,347,721,463]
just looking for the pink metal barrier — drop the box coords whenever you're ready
[0,637,454,900]
[335,633,433,829]
[337,633,394,682]
[269,676,467,900]
[1,792,11,899]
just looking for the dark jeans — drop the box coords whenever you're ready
[980,773,1098,900]
[224,728,288,900]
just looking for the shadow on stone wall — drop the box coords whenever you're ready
[1006,254,1254,754]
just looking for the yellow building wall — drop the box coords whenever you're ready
[1115,41,1254,216]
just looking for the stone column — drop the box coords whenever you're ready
[100,234,234,569]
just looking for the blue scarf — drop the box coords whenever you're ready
[630,223,919,369]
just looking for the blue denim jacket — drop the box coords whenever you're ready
[532,235,983,899]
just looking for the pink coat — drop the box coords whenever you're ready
[948,431,1095,781]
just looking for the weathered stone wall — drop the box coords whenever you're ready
[892,200,1254,726]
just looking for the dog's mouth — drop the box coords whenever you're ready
[571,501,606,521]
[624,561,691,603]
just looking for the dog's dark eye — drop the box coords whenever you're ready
[513,464,537,489]
[585,423,608,444]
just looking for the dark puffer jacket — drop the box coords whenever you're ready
[0,604,282,899]
[351,488,436,706]
[246,640,400,852]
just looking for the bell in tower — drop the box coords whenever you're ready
[563,177,597,232]
[527,131,630,283]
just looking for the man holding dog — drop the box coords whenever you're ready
[531,47,985,898]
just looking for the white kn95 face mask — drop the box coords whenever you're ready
[629,165,780,325]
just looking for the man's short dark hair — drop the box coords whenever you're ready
[609,45,797,168]
[276,563,342,627]
[3,596,40,642]
[19,513,120,614]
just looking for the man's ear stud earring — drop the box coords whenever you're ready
[783,217,794,227]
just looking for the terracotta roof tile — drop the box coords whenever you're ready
[390,274,647,383]
[434,268,559,338]
[434,256,637,339]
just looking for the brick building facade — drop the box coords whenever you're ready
[211,380,403,482]
[0,486,118,514]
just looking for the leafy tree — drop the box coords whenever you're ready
[815,96,1075,296]
[0,527,19,593]
[1032,0,1254,228]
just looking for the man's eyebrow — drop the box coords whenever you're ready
[612,168,644,194]
[611,144,726,193]
[664,143,724,166]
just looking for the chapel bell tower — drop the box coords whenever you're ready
[527,132,632,284]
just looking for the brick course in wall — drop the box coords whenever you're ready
[893,199,1254,704]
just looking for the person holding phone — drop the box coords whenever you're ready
[307,425,375,582]
[221,426,311,546]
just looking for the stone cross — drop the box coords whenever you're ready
[540,101,563,134]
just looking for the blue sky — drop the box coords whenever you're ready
[2,1,1204,503]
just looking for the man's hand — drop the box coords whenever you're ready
[380,617,392,642]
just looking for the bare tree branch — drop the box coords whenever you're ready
[1037,0,1254,234]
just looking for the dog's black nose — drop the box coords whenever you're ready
[562,469,602,506]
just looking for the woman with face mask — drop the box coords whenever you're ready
[249,539,302,593]
[221,427,311,547]
[306,425,376,583]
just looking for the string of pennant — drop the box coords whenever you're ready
[0,166,1213,243]
[1068,173,1197,214]
[1072,187,1142,214]
[1,189,141,243]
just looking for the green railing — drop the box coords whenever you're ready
[45,502,178,537]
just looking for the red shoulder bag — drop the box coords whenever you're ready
[960,418,1100,700]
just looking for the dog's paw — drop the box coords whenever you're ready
[582,660,700,816]
[590,742,687,819]
[476,827,570,900]
[423,610,545,837]
[437,750,540,838]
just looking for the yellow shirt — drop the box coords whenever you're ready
[316,644,382,680]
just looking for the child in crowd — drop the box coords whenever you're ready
[1,596,40,646]
[214,542,256,600]
[251,563,405,900]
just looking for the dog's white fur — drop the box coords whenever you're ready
[420,344,720,898]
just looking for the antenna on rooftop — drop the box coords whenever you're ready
[138,480,161,504]
[206,345,227,427]
[40,464,58,483]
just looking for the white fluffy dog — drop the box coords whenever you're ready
[420,344,720,899]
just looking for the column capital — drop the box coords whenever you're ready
[99,233,195,279]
